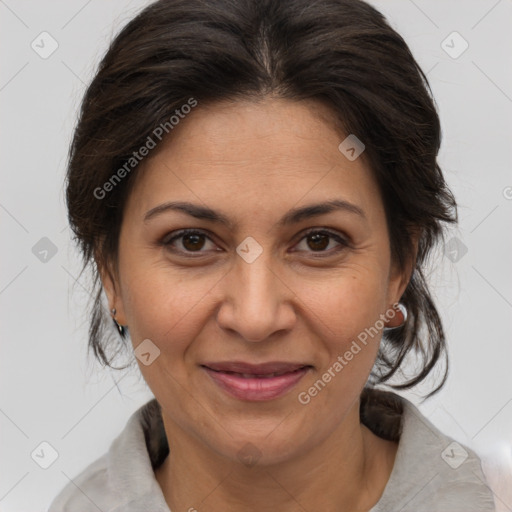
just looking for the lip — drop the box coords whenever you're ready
[201,361,312,401]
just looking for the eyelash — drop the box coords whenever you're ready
[161,228,350,257]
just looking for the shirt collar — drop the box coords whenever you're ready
[106,390,405,511]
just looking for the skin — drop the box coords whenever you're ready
[101,97,416,511]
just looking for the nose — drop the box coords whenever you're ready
[216,252,296,343]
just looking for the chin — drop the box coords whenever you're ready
[200,413,323,468]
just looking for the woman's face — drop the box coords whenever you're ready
[105,98,411,464]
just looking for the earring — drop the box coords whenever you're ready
[111,307,125,336]
[383,302,408,330]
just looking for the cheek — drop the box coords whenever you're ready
[293,263,389,347]
[122,273,204,338]
[292,270,386,427]
[119,267,221,405]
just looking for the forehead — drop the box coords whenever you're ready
[125,98,383,226]
[154,97,346,165]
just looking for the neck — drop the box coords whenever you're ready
[155,401,398,512]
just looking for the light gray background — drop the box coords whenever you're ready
[1,1,511,510]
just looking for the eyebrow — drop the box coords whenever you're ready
[143,199,366,228]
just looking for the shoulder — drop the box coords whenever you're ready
[47,453,119,511]
[48,399,169,512]
[365,390,496,512]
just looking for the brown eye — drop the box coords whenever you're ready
[162,229,217,254]
[294,229,349,255]
[306,232,330,251]
[182,232,206,251]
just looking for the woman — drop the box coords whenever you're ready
[49,0,496,510]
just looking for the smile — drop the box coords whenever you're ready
[201,362,312,401]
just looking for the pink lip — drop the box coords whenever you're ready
[201,361,312,401]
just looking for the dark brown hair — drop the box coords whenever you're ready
[66,0,457,396]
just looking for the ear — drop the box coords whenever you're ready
[386,229,420,307]
[96,251,127,326]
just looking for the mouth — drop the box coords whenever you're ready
[201,361,313,401]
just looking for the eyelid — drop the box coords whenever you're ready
[162,228,214,244]
[161,228,220,253]
[290,227,350,253]
[296,226,349,244]
[161,226,350,256]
